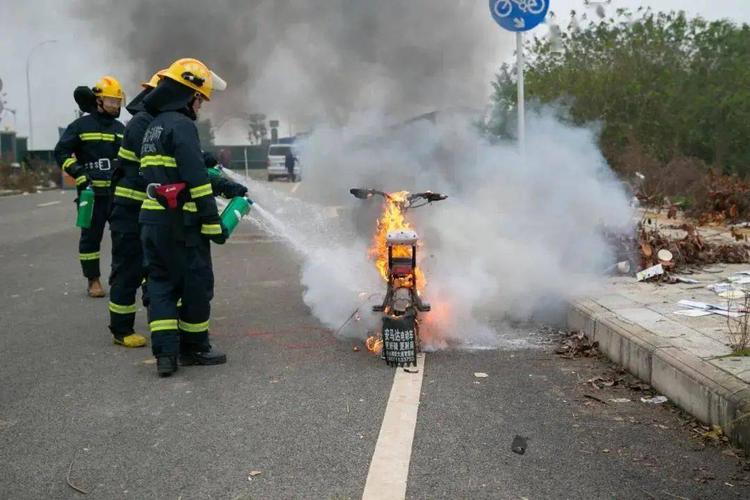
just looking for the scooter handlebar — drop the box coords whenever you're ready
[350,188,446,204]
[410,191,447,203]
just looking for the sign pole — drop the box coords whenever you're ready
[516,31,526,159]
[489,0,549,162]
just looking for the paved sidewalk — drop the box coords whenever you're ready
[569,264,750,453]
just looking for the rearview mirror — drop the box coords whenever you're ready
[350,188,372,199]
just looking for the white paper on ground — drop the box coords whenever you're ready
[677,299,731,311]
[707,283,735,293]
[678,300,714,310]
[673,309,713,317]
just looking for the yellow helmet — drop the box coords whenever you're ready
[161,58,227,101]
[92,75,124,100]
[141,69,167,89]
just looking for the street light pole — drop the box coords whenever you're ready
[26,39,57,150]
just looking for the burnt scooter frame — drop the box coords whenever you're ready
[350,188,447,366]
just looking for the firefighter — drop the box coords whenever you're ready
[139,58,229,377]
[107,71,164,348]
[55,76,125,298]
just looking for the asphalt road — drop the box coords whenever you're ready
[0,185,748,499]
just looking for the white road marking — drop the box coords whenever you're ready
[362,353,425,500]
[37,201,61,207]
[291,182,300,194]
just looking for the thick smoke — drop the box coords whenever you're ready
[228,109,634,349]
[71,1,509,127]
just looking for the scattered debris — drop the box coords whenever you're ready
[247,470,263,481]
[636,221,749,277]
[616,261,631,274]
[641,395,668,404]
[627,380,652,392]
[637,263,665,282]
[702,425,725,442]
[674,276,700,284]
[657,249,674,263]
[695,171,750,225]
[693,466,717,484]
[511,435,527,455]
[609,398,632,403]
[66,450,90,495]
[352,346,360,352]
[708,282,736,294]
[587,376,618,390]
[584,394,609,405]
[473,372,488,378]
[555,331,599,358]
[606,260,632,275]
[677,299,744,318]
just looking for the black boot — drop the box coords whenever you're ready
[157,355,178,377]
[179,348,227,366]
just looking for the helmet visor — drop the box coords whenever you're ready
[210,71,227,92]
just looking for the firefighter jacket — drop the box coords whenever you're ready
[54,112,125,196]
[114,110,152,207]
[138,110,221,238]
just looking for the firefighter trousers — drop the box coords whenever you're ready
[109,205,148,335]
[78,194,111,279]
[141,224,214,357]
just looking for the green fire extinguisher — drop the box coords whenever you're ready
[220,196,253,237]
[76,187,95,229]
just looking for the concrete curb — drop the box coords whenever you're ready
[568,299,750,454]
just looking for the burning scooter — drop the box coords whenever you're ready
[350,188,447,366]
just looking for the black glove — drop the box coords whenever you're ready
[201,217,228,244]
[202,151,218,168]
[231,184,248,198]
[213,223,230,245]
[76,171,91,190]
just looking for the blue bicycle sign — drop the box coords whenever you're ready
[489,0,550,32]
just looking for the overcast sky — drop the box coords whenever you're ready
[1,0,748,149]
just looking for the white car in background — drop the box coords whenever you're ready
[266,144,301,182]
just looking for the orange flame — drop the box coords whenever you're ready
[365,336,383,355]
[367,191,425,290]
